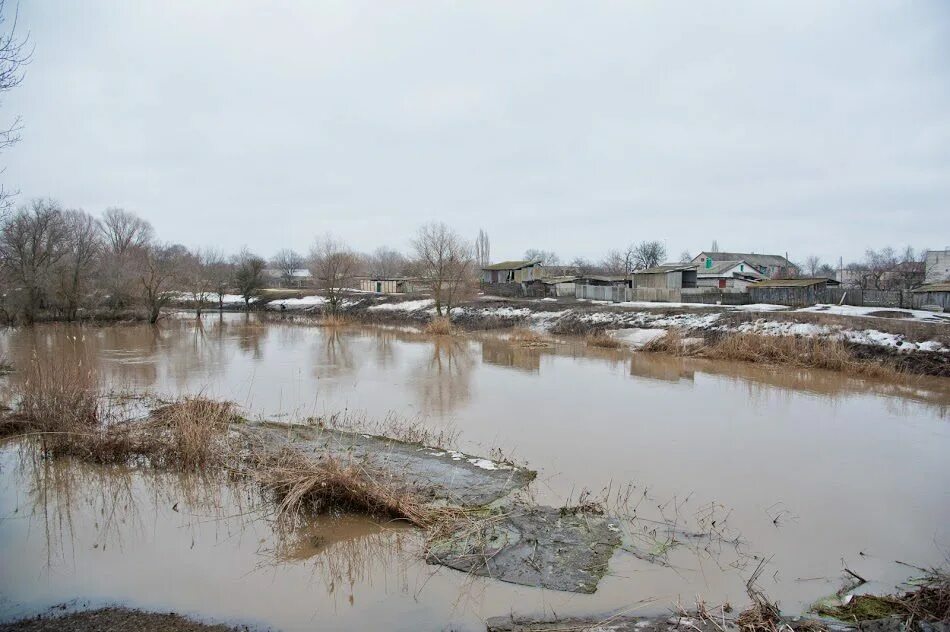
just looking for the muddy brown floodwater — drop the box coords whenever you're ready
[1,313,948,631]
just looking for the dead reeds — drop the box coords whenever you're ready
[642,330,902,379]
[1,358,101,438]
[586,331,621,349]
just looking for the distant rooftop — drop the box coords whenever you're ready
[695,252,794,268]
[482,260,541,271]
[752,278,829,288]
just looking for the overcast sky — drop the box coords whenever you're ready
[3,1,949,265]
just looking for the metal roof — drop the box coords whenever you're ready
[751,278,828,288]
[481,260,541,271]
[912,282,950,292]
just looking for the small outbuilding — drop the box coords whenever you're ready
[911,282,950,311]
[358,277,421,294]
[481,260,544,284]
[632,264,698,290]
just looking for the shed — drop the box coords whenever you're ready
[910,282,950,311]
[358,277,421,294]
[632,265,697,290]
[748,278,828,306]
[481,260,543,284]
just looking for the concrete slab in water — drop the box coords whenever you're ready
[427,505,622,594]
[238,422,536,507]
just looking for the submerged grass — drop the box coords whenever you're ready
[507,328,552,347]
[586,331,621,349]
[814,569,949,625]
[424,316,454,335]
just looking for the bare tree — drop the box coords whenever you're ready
[523,249,560,265]
[413,222,474,317]
[135,242,183,324]
[232,247,265,310]
[803,255,822,277]
[570,256,594,275]
[679,250,692,263]
[99,208,154,309]
[475,229,490,268]
[600,249,631,275]
[178,248,219,317]
[0,199,69,323]
[271,248,305,287]
[309,235,359,315]
[0,0,31,208]
[204,248,232,311]
[53,209,102,320]
[632,241,667,270]
[368,246,408,278]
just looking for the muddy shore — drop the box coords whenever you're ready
[0,607,255,632]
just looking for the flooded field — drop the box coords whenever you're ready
[1,313,948,631]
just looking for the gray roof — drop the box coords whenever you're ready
[696,259,764,277]
[695,252,795,269]
[482,260,541,271]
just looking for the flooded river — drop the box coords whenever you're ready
[1,313,948,630]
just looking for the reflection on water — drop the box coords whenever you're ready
[0,314,948,630]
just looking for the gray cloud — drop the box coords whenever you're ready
[4,1,949,264]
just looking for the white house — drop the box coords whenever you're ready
[925,249,950,283]
[696,260,764,289]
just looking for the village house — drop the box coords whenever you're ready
[691,251,798,279]
[695,259,764,289]
[357,277,422,294]
[480,260,544,284]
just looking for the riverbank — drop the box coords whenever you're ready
[223,292,950,377]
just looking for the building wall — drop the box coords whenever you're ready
[925,250,950,283]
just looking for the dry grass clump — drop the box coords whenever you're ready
[586,331,621,348]
[251,448,464,532]
[425,316,454,335]
[641,328,698,354]
[507,328,552,347]
[145,398,237,467]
